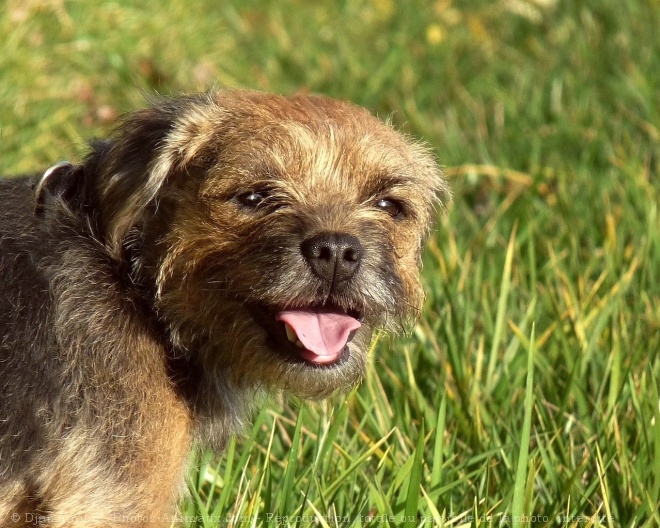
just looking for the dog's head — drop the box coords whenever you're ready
[54,90,449,399]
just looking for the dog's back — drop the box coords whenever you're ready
[0,176,191,526]
[0,177,56,447]
[0,177,60,519]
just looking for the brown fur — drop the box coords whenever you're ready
[0,90,448,526]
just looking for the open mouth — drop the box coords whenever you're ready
[276,308,361,365]
[251,304,363,367]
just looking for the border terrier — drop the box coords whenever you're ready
[0,90,448,526]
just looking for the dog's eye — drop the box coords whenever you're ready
[375,198,405,219]
[237,190,268,208]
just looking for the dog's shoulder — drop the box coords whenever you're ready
[0,175,45,257]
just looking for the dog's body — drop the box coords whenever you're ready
[0,177,193,524]
[0,90,447,526]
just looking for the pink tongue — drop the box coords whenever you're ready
[276,310,361,364]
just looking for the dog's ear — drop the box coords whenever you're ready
[34,161,86,219]
[90,94,216,258]
[91,101,179,258]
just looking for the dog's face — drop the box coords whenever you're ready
[75,91,448,399]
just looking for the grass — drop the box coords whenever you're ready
[2,0,659,526]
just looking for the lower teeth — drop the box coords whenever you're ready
[283,323,306,350]
[284,322,297,343]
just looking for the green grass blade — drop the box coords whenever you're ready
[512,324,535,528]
[403,421,425,527]
[485,225,517,393]
[651,369,660,507]
[431,395,447,489]
[279,407,304,515]
[214,438,236,513]
[324,432,393,497]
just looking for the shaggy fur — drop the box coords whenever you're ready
[0,90,448,526]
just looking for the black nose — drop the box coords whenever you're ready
[300,232,362,285]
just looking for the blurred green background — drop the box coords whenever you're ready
[1,0,659,526]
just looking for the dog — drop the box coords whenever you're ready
[0,90,448,526]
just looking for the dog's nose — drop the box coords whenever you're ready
[301,232,362,285]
